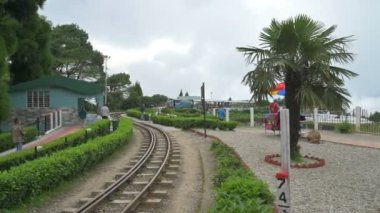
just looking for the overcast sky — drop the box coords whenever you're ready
[40,0,380,112]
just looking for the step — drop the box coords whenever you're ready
[170,159,180,164]
[143,198,162,206]
[171,154,180,159]
[146,165,159,170]
[137,172,154,177]
[159,179,173,186]
[62,208,78,213]
[79,197,93,203]
[151,190,168,198]
[122,191,139,195]
[168,164,180,170]
[133,181,149,185]
[111,199,132,204]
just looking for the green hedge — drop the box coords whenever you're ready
[126,109,150,120]
[210,141,274,213]
[0,120,110,171]
[0,117,133,209]
[151,115,238,131]
[0,128,39,153]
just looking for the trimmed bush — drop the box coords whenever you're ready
[335,122,353,133]
[126,109,150,120]
[0,120,110,171]
[0,117,133,209]
[0,128,38,153]
[210,141,274,213]
[151,115,237,131]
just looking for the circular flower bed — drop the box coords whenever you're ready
[264,154,325,169]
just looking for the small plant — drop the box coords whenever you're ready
[210,141,274,212]
[335,122,353,133]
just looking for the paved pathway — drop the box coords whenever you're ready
[0,125,82,156]
[319,130,380,149]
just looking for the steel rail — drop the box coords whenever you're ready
[74,122,156,213]
[121,121,172,212]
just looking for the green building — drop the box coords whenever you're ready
[2,75,104,132]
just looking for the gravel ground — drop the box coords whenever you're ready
[204,127,380,213]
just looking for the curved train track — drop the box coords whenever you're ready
[64,120,180,213]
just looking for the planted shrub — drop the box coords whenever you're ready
[0,117,133,209]
[126,109,149,120]
[210,141,274,213]
[0,128,38,153]
[0,119,110,171]
[335,122,353,133]
[151,114,236,131]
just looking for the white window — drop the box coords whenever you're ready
[27,89,50,108]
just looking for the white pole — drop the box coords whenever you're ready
[59,109,62,127]
[355,106,361,132]
[250,107,254,127]
[276,109,291,212]
[212,108,216,116]
[226,108,230,122]
[104,55,110,105]
[313,108,318,131]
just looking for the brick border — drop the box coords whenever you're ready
[264,154,325,169]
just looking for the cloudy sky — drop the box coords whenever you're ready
[40,0,380,112]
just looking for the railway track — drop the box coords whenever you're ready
[63,121,180,213]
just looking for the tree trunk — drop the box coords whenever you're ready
[285,71,301,158]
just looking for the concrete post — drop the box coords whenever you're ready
[250,107,254,127]
[59,109,62,127]
[226,108,230,122]
[50,113,53,131]
[355,106,361,132]
[314,108,318,131]
[212,108,216,116]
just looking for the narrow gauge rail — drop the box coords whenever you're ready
[65,121,178,213]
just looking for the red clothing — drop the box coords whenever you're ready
[269,102,279,113]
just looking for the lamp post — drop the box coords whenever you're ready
[103,55,110,105]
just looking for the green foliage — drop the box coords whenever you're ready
[210,141,274,212]
[124,82,143,109]
[0,128,38,153]
[126,109,149,120]
[0,117,133,209]
[0,120,110,171]
[335,122,353,133]
[151,114,237,131]
[50,24,104,81]
[0,4,18,121]
[368,112,380,123]
[107,73,131,110]
[9,15,53,84]
[237,14,357,158]
[141,94,168,107]
[107,73,131,93]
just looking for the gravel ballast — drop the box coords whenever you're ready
[205,127,380,213]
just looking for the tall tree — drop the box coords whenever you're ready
[50,24,104,81]
[151,94,168,106]
[6,0,53,84]
[107,73,131,93]
[123,82,143,109]
[106,73,131,110]
[237,15,357,158]
[0,3,19,121]
[185,92,189,96]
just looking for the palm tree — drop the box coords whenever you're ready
[237,15,357,158]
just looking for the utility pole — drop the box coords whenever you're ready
[104,55,110,105]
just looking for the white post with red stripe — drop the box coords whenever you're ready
[276,109,291,212]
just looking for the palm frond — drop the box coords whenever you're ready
[236,46,270,65]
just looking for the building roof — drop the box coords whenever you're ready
[10,75,104,95]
